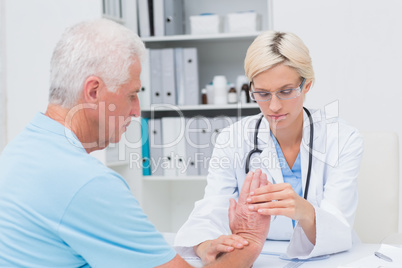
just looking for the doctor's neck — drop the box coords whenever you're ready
[269,112,303,148]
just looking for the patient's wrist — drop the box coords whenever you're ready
[234,232,265,250]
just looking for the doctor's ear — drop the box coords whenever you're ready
[303,80,313,94]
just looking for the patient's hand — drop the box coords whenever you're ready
[229,169,271,246]
[193,234,249,265]
[194,169,271,265]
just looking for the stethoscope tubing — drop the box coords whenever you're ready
[244,107,313,200]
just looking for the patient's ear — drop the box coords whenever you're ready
[83,76,102,103]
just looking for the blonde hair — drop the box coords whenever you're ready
[244,31,314,84]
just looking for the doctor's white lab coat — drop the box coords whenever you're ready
[174,108,364,259]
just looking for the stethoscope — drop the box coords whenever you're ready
[245,107,314,200]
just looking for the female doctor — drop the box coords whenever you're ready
[174,31,364,264]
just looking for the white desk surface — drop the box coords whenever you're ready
[162,233,382,268]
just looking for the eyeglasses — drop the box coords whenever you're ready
[249,78,306,102]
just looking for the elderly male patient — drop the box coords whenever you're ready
[0,19,270,267]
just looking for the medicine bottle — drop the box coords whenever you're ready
[201,88,208,104]
[241,83,250,103]
[213,75,227,105]
[227,83,237,104]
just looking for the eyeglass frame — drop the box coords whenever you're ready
[249,78,306,102]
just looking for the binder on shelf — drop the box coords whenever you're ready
[212,116,236,148]
[148,0,155,36]
[148,118,164,176]
[183,48,200,105]
[103,0,110,16]
[161,117,186,177]
[113,0,122,19]
[185,118,200,176]
[141,118,151,176]
[161,48,177,105]
[108,0,116,18]
[197,117,213,176]
[176,120,187,177]
[152,0,165,36]
[164,0,184,36]
[139,48,151,110]
[174,48,185,106]
[137,0,151,37]
[104,0,121,19]
[150,49,163,104]
[122,0,138,33]
[161,117,178,177]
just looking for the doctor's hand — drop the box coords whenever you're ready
[246,182,316,244]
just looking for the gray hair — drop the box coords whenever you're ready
[49,18,146,108]
[244,31,314,84]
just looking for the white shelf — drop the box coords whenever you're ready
[140,103,260,118]
[142,175,207,181]
[142,103,259,112]
[141,32,263,43]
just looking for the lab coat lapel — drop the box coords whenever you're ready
[300,143,314,203]
[258,117,284,184]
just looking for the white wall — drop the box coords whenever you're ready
[4,0,101,141]
[273,0,402,231]
[0,0,6,151]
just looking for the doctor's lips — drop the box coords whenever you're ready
[268,114,287,121]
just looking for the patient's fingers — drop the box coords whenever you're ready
[260,172,268,187]
[250,169,262,193]
[238,171,254,204]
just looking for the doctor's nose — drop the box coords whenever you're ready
[269,94,282,112]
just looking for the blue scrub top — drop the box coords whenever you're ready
[271,132,302,228]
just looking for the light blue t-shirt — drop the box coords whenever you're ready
[0,113,176,268]
[271,132,302,228]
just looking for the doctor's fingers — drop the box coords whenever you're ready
[250,182,293,197]
[248,200,297,216]
[256,207,296,218]
[247,186,296,204]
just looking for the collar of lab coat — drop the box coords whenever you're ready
[255,108,322,145]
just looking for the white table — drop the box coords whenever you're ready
[162,233,381,268]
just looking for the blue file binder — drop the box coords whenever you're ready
[141,118,151,176]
